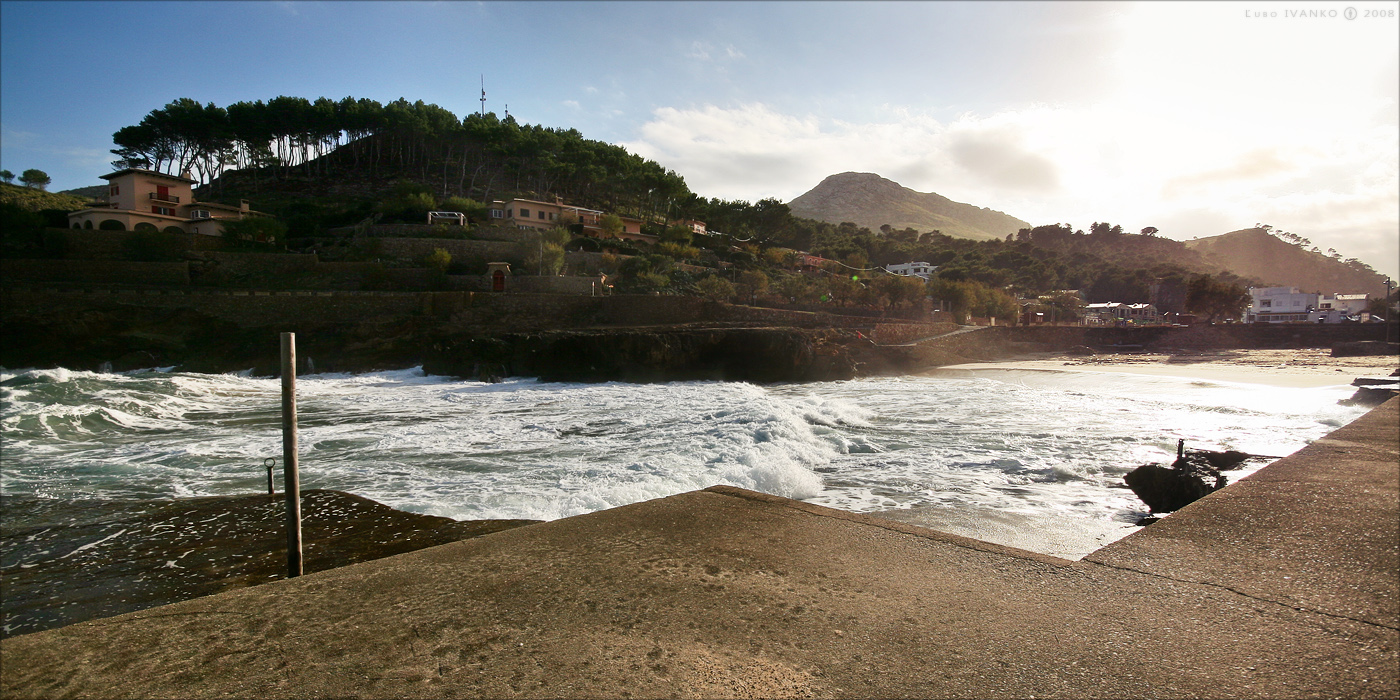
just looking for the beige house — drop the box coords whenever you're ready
[488,197,605,233]
[67,169,260,236]
[487,197,657,244]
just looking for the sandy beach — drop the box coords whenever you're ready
[937,348,1399,388]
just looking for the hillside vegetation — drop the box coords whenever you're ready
[1187,227,1389,295]
[0,183,93,213]
[788,172,1030,241]
[64,95,1389,323]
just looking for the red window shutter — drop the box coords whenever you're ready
[153,206,160,213]
[157,185,169,198]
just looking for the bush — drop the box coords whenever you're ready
[695,275,735,302]
[221,216,288,245]
[425,248,452,272]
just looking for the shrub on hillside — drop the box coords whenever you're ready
[221,216,288,246]
[695,275,735,302]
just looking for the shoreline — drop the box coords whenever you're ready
[934,347,1398,389]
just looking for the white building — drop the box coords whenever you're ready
[885,261,937,280]
[1246,286,1316,323]
[1245,286,1371,323]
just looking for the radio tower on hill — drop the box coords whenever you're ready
[480,75,486,116]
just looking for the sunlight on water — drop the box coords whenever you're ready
[1,365,1368,531]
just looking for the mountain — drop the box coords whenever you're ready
[787,172,1030,241]
[1186,227,1389,295]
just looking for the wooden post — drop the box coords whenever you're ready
[281,332,303,578]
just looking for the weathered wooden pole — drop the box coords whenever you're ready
[281,332,303,578]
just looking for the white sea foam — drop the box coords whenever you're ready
[0,366,1370,532]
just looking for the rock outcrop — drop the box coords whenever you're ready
[1125,447,1269,513]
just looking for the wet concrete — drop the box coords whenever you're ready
[1,399,1395,698]
[1,490,537,638]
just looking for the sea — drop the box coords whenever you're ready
[1,364,1368,557]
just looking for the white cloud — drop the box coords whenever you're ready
[562,100,580,110]
[622,99,1397,277]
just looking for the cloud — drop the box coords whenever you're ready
[562,100,580,110]
[685,40,744,63]
[621,100,1397,277]
[1161,149,1294,199]
[946,128,1060,194]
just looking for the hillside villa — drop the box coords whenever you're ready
[885,261,938,280]
[1245,286,1371,323]
[66,169,264,237]
[488,197,654,243]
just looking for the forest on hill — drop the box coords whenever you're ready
[24,95,1382,323]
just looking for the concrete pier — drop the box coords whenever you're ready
[2,399,1396,698]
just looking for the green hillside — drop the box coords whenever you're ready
[0,182,94,212]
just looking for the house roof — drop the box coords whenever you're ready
[101,168,197,184]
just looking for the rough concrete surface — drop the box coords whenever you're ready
[2,400,1396,699]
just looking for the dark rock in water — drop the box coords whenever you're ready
[1331,340,1400,357]
[111,350,161,372]
[1340,386,1400,407]
[1192,449,1256,471]
[0,490,538,638]
[1124,454,1228,513]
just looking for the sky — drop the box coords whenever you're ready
[2,0,1397,279]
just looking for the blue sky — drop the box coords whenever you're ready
[3,1,1397,278]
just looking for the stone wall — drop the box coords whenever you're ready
[1,259,191,286]
[872,322,961,345]
[39,229,231,260]
[370,237,525,269]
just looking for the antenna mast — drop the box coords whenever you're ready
[480,75,486,116]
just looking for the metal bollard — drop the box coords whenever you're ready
[265,457,276,495]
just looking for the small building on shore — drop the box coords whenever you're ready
[1083,302,1159,325]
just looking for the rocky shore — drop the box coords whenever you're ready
[0,296,971,382]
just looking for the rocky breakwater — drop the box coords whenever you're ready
[423,327,862,383]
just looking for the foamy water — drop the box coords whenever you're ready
[0,365,1367,530]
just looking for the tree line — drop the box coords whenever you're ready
[109,96,690,219]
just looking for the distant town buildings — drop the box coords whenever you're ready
[66,169,261,236]
[1245,286,1371,323]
